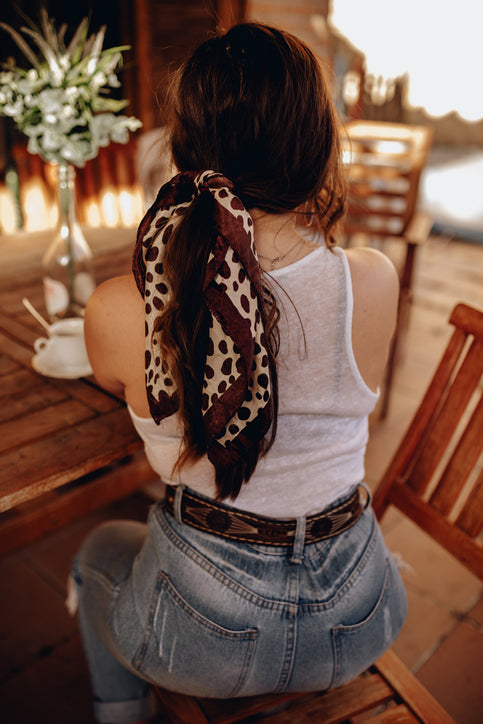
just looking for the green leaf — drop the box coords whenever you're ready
[99,45,131,56]
[67,17,89,64]
[0,23,39,68]
[39,8,60,54]
[89,26,106,61]
[21,27,62,78]
[92,97,128,112]
[58,23,68,50]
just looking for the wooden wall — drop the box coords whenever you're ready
[125,0,342,131]
[127,0,246,131]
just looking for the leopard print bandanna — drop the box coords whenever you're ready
[132,170,274,478]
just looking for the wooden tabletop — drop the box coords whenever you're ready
[0,227,155,541]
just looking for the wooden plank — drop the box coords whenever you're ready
[0,398,95,454]
[404,212,433,246]
[456,468,483,537]
[0,408,142,512]
[64,378,123,413]
[372,325,466,519]
[0,368,40,398]
[375,650,456,724]
[0,326,45,369]
[430,395,483,515]
[0,452,156,556]
[0,309,39,349]
[408,339,482,493]
[450,302,483,339]
[155,688,212,724]
[385,482,483,580]
[0,383,67,424]
[361,703,419,722]
[0,354,20,375]
[250,674,394,724]
[199,691,308,724]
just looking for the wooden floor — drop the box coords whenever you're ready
[0,230,482,723]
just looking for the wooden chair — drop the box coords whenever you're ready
[373,302,483,578]
[151,303,483,722]
[341,120,434,417]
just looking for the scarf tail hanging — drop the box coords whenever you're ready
[132,170,274,484]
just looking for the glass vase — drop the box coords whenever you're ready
[43,163,96,320]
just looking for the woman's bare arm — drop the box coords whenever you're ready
[346,246,399,392]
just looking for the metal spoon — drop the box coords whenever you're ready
[22,298,52,336]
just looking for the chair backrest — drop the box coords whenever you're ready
[373,303,483,580]
[342,120,433,239]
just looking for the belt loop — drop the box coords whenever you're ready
[174,485,185,524]
[290,516,306,564]
[359,482,372,509]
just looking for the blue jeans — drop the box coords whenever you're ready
[71,486,407,723]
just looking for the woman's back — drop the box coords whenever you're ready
[74,25,406,722]
[89,229,398,517]
[127,242,387,516]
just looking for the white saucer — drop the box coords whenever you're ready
[32,353,93,380]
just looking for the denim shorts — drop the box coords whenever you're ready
[71,487,407,723]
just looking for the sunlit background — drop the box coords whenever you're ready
[327,0,483,237]
[330,0,483,120]
[0,0,482,238]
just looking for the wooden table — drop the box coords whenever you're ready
[0,227,156,555]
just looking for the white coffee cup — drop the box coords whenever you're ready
[34,318,90,370]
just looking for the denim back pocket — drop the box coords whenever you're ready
[133,571,259,698]
[330,556,407,689]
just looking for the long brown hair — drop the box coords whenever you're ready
[155,22,346,499]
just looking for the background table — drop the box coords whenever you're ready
[0,227,156,555]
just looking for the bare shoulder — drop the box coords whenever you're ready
[84,275,144,395]
[86,274,141,313]
[344,247,399,392]
[345,246,399,295]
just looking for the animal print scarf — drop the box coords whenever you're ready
[132,170,274,481]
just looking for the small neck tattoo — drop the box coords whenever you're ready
[257,237,304,270]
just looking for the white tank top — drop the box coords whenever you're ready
[128,244,378,518]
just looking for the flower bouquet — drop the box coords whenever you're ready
[0,9,142,319]
[0,8,141,166]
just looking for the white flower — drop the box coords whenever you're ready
[59,55,71,72]
[3,97,24,116]
[111,115,142,143]
[27,136,41,154]
[37,88,66,114]
[41,128,63,151]
[0,11,142,167]
[107,73,121,88]
[90,71,107,90]
[89,112,115,146]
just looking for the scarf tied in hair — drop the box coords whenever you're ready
[132,170,274,481]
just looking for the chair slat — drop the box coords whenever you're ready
[372,326,467,518]
[347,184,409,198]
[197,690,307,724]
[345,205,408,220]
[248,673,394,724]
[375,650,456,724]
[450,301,483,338]
[430,396,483,515]
[155,687,211,723]
[389,481,483,579]
[407,338,482,494]
[360,703,419,722]
[456,468,483,537]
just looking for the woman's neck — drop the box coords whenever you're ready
[251,209,316,271]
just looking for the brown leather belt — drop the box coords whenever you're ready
[164,484,366,546]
